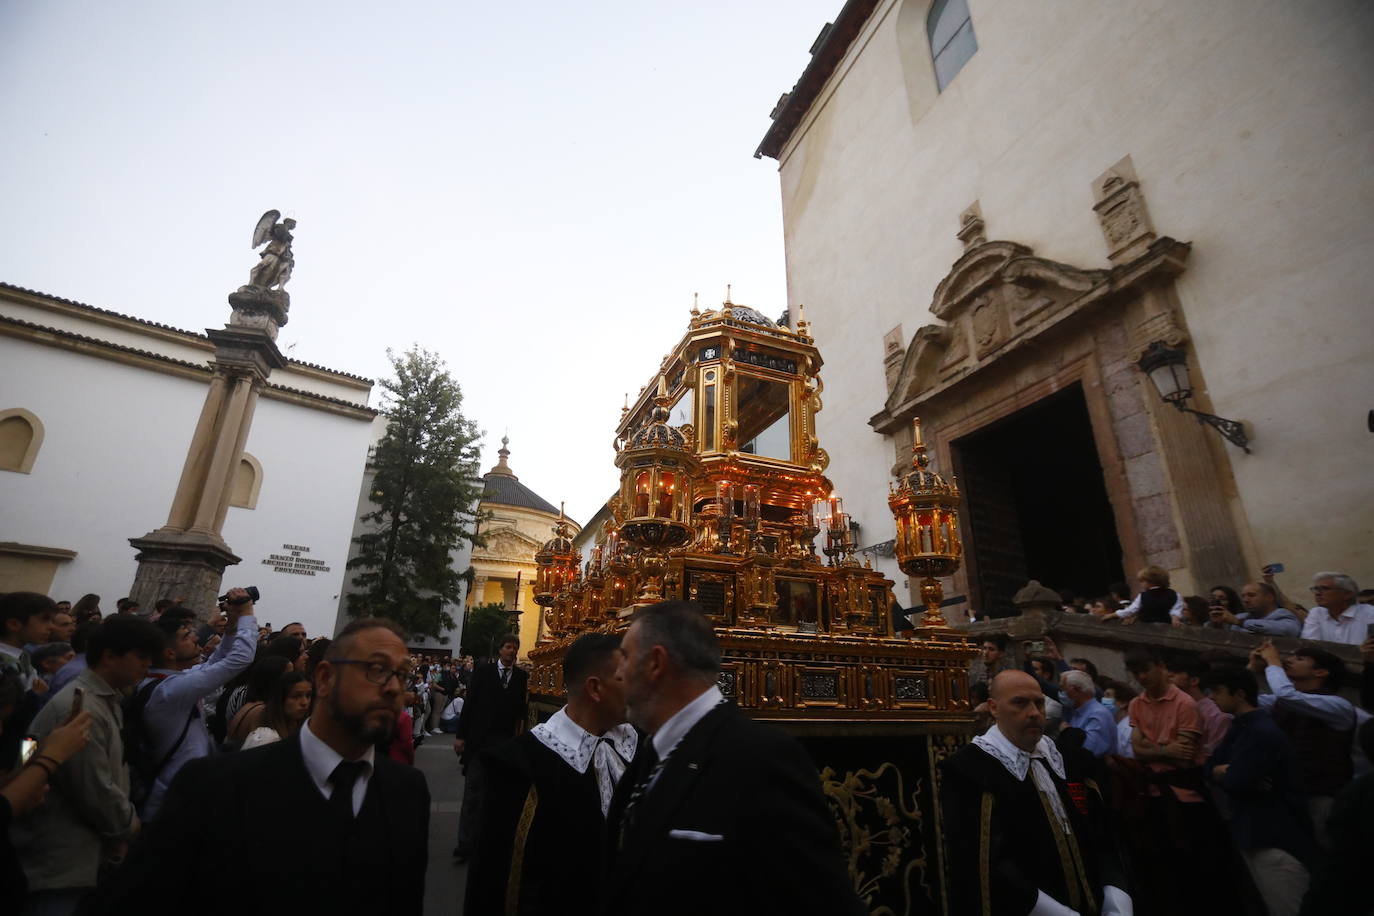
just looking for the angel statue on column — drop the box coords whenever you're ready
[247,210,296,290]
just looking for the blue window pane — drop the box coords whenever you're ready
[933,18,977,91]
[927,0,971,52]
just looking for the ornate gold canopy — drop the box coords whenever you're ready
[527,297,975,724]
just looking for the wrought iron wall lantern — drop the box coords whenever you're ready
[1137,341,1251,453]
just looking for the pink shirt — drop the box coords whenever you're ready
[1194,695,1233,757]
[1129,684,1204,802]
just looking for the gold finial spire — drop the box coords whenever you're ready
[621,393,629,419]
[725,283,732,305]
[691,292,700,316]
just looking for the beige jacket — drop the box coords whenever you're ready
[13,668,139,891]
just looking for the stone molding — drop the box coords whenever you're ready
[0,315,376,420]
[0,407,45,473]
[872,236,1191,434]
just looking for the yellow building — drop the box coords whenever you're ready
[467,437,578,659]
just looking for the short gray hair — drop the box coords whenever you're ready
[1060,669,1095,695]
[632,601,720,677]
[1312,572,1359,594]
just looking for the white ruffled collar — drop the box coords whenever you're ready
[973,723,1066,782]
[531,708,637,774]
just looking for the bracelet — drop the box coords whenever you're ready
[27,755,57,778]
[35,754,63,770]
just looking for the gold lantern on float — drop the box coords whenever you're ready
[614,388,698,605]
[533,509,579,639]
[888,418,962,628]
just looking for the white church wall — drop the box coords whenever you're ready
[222,396,374,640]
[0,333,374,637]
[774,0,1374,588]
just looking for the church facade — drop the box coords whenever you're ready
[757,0,1373,618]
[0,282,376,638]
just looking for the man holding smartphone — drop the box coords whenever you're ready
[13,615,164,914]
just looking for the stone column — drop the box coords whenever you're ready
[128,287,288,613]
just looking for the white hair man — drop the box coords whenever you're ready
[1060,668,1116,757]
[1300,572,1374,645]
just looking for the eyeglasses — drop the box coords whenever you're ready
[330,659,413,686]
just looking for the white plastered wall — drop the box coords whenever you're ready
[774,0,1374,592]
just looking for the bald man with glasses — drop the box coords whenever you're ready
[93,617,431,916]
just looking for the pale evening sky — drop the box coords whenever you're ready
[0,0,841,526]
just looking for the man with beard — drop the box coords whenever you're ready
[939,670,1132,915]
[604,601,863,916]
[465,632,638,915]
[91,618,431,915]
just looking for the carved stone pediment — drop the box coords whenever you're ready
[880,240,1112,421]
[476,527,543,563]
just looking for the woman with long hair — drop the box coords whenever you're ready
[223,655,290,746]
[241,672,312,750]
[70,594,101,624]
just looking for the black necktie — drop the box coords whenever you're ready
[619,744,664,843]
[500,666,510,687]
[329,760,368,819]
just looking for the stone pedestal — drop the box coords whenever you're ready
[128,286,287,613]
[127,530,240,615]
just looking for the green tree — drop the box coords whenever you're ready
[460,602,514,659]
[347,347,484,641]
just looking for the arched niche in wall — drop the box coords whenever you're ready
[0,408,44,474]
[229,452,263,509]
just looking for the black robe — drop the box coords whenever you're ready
[939,741,1128,916]
[466,731,627,916]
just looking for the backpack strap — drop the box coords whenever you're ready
[141,676,199,781]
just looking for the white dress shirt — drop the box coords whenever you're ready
[1299,602,1374,646]
[652,684,725,760]
[1114,588,1185,619]
[300,717,375,816]
[531,707,637,816]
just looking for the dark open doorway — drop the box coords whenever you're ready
[951,383,1124,618]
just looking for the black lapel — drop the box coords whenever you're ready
[617,702,734,874]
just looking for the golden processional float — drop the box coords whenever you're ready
[527,298,975,916]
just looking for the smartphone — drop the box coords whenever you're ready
[1367,622,1374,640]
[20,736,38,765]
[70,686,85,717]
[1262,563,1285,575]
[1026,639,1045,655]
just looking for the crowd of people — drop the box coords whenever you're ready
[5,567,1371,916]
[0,587,488,915]
[966,567,1374,915]
[1047,566,1374,645]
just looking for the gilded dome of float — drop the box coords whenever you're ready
[625,401,689,451]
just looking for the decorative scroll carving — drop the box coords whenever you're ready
[1092,155,1156,264]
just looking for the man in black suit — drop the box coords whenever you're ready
[451,632,528,861]
[91,617,430,916]
[605,601,864,916]
[465,632,639,915]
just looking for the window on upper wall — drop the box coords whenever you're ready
[230,453,263,509]
[928,0,977,91]
[0,409,44,474]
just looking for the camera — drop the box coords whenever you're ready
[217,585,261,605]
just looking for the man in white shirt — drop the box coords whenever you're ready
[1300,572,1374,645]
[604,601,863,916]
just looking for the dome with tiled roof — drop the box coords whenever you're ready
[480,437,559,514]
